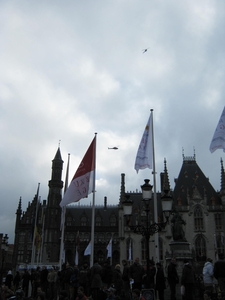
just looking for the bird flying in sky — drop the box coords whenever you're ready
[108,147,118,150]
[142,48,150,53]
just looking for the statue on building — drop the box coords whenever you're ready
[171,211,186,241]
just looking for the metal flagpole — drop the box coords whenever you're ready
[90,133,97,267]
[150,109,160,262]
[59,153,70,270]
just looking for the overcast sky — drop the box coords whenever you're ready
[1,0,225,243]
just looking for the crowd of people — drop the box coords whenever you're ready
[1,255,225,300]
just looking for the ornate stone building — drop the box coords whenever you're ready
[12,148,225,270]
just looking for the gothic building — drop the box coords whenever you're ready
[13,148,225,270]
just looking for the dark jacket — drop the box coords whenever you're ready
[167,262,179,285]
[181,263,195,285]
[155,267,166,290]
[90,262,102,288]
[214,259,225,279]
[130,262,144,284]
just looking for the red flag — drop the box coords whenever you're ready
[60,136,96,207]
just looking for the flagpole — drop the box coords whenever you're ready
[90,133,97,267]
[59,153,70,270]
[151,109,159,262]
[31,183,40,266]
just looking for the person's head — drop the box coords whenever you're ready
[122,259,127,266]
[77,287,84,296]
[115,264,121,270]
[218,292,223,299]
[132,289,140,299]
[203,290,211,300]
[106,287,115,296]
[207,258,213,263]
[171,258,176,265]
[156,262,161,269]
[134,257,139,264]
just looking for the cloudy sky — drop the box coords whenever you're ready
[1,0,225,243]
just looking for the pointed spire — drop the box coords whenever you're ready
[220,158,225,205]
[119,173,126,204]
[16,197,22,215]
[163,158,170,193]
[54,147,63,161]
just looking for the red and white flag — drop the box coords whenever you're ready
[210,107,225,153]
[134,112,153,173]
[60,136,96,207]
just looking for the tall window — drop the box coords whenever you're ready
[215,213,222,231]
[96,216,102,226]
[81,216,87,226]
[194,206,204,231]
[195,234,206,261]
[110,215,117,226]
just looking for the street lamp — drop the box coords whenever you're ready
[123,179,172,288]
[1,234,9,284]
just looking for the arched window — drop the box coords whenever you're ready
[81,216,87,226]
[215,213,222,231]
[195,234,206,261]
[96,216,102,226]
[194,206,204,231]
[66,216,72,226]
[110,215,117,226]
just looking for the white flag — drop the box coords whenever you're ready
[106,238,112,258]
[134,112,153,173]
[128,239,132,261]
[84,241,91,256]
[75,246,79,265]
[209,107,225,153]
[60,137,96,207]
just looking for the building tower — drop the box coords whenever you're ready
[42,147,64,263]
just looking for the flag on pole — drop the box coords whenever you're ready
[84,241,91,256]
[134,112,153,173]
[60,137,96,207]
[128,239,132,261]
[209,107,225,153]
[106,238,112,258]
[75,231,80,265]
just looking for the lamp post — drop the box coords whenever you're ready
[123,179,172,288]
[1,234,9,284]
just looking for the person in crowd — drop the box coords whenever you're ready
[79,262,90,296]
[203,290,212,300]
[131,289,144,300]
[31,267,41,298]
[106,287,116,300]
[47,267,57,300]
[203,258,214,294]
[70,265,79,300]
[0,284,14,300]
[13,271,21,291]
[22,269,31,298]
[40,266,48,296]
[155,262,166,300]
[181,259,195,300]
[214,253,225,297]
[75,286,87,300]
[64,263,74,300]
[102,260,113,289]
[129,257,144,290]
[90,259,102,300]
[167,258,179,300]
[112,264,123,297]
[122,259,130,300]
[149,260,156,289]
[35,286,46,300]
[5,271,13,290]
